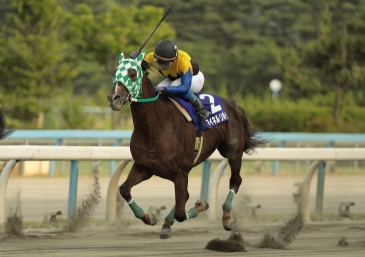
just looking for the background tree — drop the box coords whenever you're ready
[0,0,364,131]
[288,1,365,124]
[65,3,175,94]
[0,0,78,128]
[124,0,321,95]
[56,0,112,15]
[64,3,175,129]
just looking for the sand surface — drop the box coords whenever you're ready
[1,174,364,256]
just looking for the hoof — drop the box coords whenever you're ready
[150,213,157,226]
[223,220,235,231]
[222,209,235,231]
[160,228,172,239]
[142,213,158,226]
[195,200,209,212]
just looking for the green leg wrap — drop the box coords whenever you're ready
[127,198,145,219]
[222,189,236,212]
[186,207,199,220]
[165,206,176,225]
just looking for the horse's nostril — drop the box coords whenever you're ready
[113,95,121,101]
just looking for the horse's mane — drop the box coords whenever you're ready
[142,70,157,95]
[142,70,152,83]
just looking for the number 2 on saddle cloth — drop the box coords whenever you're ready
[169,93,229,131]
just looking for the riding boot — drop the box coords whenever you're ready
[185,93,212,129]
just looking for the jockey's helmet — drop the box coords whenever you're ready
[154,40,178,61]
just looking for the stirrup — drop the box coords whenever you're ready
[200,119,212,129]
[198,114,212,129]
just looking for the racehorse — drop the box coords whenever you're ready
[107,51,267,239]
[0,106,14,140]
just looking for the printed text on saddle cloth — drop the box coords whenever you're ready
[199,94,229,127]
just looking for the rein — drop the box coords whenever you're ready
[131,72,160,103]
[131,93,160,103]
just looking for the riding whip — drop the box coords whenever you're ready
[138,3,175,52]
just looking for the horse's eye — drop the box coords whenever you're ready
[127,69,137,82]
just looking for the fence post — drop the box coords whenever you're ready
[315,161,326,213]
[315,141,334,213]
[0,160,18,225]
[68,160,79,218]
[273,141,285,176]
[49,138,62,177]
[109,139,123,176]
[200,161,211,202]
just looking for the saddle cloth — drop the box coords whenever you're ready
[168,93,229,131]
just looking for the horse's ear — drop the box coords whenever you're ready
[135,50,146,65]
[119,52,125,64]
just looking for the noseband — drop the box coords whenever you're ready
[121,95,132,107]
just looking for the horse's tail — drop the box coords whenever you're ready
[232,100,269,154]
[0,106,14,140]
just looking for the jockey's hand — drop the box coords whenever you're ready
[155,86,167,93]
[130,50,140,59]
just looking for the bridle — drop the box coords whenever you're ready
[114,82,132,108]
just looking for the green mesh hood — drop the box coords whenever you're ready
[111,50,145,99]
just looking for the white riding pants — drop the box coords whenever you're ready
[156,71,205,93]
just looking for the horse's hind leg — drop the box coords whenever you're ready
[222,155,243,231]
[160,201,209,239]
[222,188,237,231]
[119,163,156,225]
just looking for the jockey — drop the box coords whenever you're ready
[130,40,211,128]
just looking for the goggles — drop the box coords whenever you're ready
[154,58,173,70]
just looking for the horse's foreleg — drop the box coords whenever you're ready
[186,200,210,219]
[159,171,190,239]
[173,171,190,222]
[160,201,209,239]
[174,171,209,222]
[127,198,157,225]
[160,206,175,239]
[119,164,156,226]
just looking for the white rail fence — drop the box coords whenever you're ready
[0,146,364,224]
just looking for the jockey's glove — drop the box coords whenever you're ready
[130,50,140,59]
[154,86,167,93]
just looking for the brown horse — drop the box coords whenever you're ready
[107,52,266,239]
[0,106,14,140]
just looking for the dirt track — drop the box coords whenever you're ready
[1,175,365,256]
